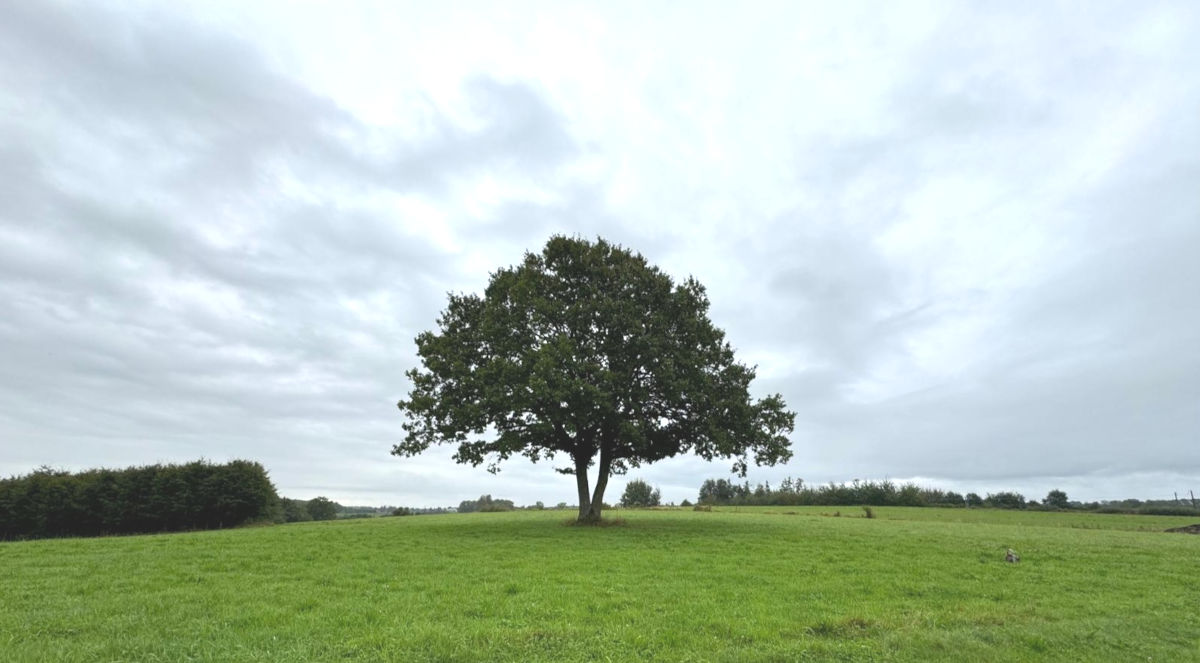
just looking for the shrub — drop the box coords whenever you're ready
[1136,505,1200,517]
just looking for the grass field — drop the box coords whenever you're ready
[2,507,1198,662]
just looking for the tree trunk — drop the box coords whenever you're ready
[574,454,592,521]
[579,449,611,523]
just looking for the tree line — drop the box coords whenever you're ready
[694,478,1200,515]
[0,460,280,540]
[457,494,516,512]
[279,496,339,522]
[697,477,964,507]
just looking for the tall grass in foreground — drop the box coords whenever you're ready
[1,508,1197,662]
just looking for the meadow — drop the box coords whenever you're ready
[2,507,1197,662]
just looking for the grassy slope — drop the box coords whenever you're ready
[1,508,1197,662]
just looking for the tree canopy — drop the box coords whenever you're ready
[394,236,795,521]
[0,460,279,540]
[1044,489,1069,510]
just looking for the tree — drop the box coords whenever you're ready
[620,478,662,507]
[965,492,984,508]
[0,460,281,540]
[457,495,515,513]
[394,236,795,522]
[698,478,749,505]
[281,498,313,522]
[1044,489,1069,510]
[985,491,1026,509]
[306,496,338,521]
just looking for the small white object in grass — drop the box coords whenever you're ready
[1005,548,1020,563]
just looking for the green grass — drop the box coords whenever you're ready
[2,508,1198,662]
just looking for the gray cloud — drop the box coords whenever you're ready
[0,2,584,500]
[1,1,1197,507]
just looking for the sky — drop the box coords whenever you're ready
[1,1,1198,507]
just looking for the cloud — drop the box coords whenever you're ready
[0,2,589,500]
[1,1,1197,506]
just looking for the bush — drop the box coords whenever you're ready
[1136,505,1200,517]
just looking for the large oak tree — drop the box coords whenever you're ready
[394,236,795,522]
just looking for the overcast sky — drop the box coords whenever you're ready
[2,1,1197,507]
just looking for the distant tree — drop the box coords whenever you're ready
[480,497,515,512]
[281,498,312,522]
[620,478,662,507]
[985,491,1026,510]
[698,478,749,504]
[532,501,545,510]
[965,492,984,508]
[306,496,338,521]
[394,236,795,523]
[1044,489,1069,510]
[680,498,692,507]
[896,483,924,506]
[458,494,515,513]
[778,477,800,494]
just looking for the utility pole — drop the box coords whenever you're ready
[1191,490,1196,509]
